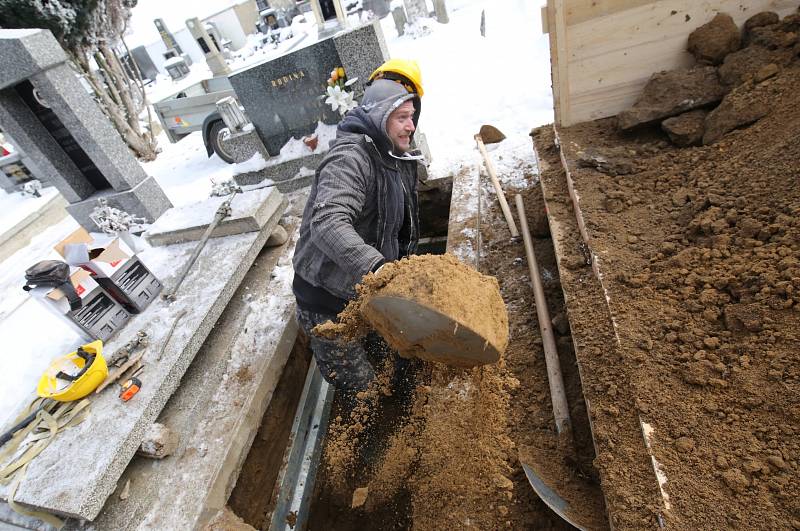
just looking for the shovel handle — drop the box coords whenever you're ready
[515,194,571,436]
[475,135,519,238]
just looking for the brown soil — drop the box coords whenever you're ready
[228,336,312,528]
[549,62,800,529]
[315,254,509,368]
[310,158,608,529]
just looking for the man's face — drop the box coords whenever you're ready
[386,100,416,152]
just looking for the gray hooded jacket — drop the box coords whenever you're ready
[292,80,421,312]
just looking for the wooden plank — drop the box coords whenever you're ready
[549,0,571,127]
[565,0,656,26]
[541,6,549,34]
[568,0,796,62]
[555,0,798,125]
[546,2,561,123]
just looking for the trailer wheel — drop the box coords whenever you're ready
[209,120,235,164]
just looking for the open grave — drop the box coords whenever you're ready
[5,2,798,529]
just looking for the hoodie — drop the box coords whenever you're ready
[292,79,422,314]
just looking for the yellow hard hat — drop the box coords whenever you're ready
[37,340,108,402]
[368,58,424,97]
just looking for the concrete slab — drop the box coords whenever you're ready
[232,155,321,192]
[0,223,299,530]
[145,187,283,247]
[59,222,301,531]
[445,165,482,268]
[0,194,288,520]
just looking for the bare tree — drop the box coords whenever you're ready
[0,0,159,161]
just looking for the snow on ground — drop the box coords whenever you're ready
[141,131,231,205]
[381,0,552,178]
[0,0,552,430]
[0,187,60,236]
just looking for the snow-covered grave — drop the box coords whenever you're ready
[0,190,285,520]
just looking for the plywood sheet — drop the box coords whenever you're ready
[550,0,798,125]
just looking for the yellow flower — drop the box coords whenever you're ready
[337,67,345,78]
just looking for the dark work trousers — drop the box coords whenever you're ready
[296,307,382,391]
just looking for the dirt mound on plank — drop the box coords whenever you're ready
[555,62,800,530]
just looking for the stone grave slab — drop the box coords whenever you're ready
[145,187,283,247]
[0,195,287,521]
[103,228,300,531]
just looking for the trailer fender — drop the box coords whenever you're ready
[202,112,222,158]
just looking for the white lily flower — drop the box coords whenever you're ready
[324,85,358,116]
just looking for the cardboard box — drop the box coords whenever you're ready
[54,228,162,313]
[34,268,132,342]
[54,228,135,279]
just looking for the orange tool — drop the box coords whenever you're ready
[119,377,141,402]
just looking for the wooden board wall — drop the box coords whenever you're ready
[544,0,798,126]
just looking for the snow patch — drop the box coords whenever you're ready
[232,152,268,176]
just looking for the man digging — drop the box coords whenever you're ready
[292,60,425,394]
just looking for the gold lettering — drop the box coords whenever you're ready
[270,71,308,88]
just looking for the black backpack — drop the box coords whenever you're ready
[22,260,82,311]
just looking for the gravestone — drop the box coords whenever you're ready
[0,29,172,231]
[130,45,160,82]
[392,7,407,36]
[186,17,230,76]
[154,18,183,56]
[364,0,391,18]
[433,0,449,24]
[229,20,389,157]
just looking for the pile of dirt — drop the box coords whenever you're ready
[618,9,800,147]
[552,51,800,531]
[315,254,509,368]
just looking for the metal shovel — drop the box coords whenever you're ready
[474,125,518,238]
[363,295,503,368]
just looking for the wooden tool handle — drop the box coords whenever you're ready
[514,193,571,436]
[475,135,519,238]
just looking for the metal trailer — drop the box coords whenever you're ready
[152,76,236,163]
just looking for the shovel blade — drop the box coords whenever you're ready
[363,295,501,368]
[521,460,591,531]
[478,124,506,144]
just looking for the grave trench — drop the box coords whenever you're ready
[227,178,454,529]
[228,169,604,529]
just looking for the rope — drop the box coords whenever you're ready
[0,398,92,529]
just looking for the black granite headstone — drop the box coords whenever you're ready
[228,39,342,156]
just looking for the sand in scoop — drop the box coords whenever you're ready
[315,254,509,367]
